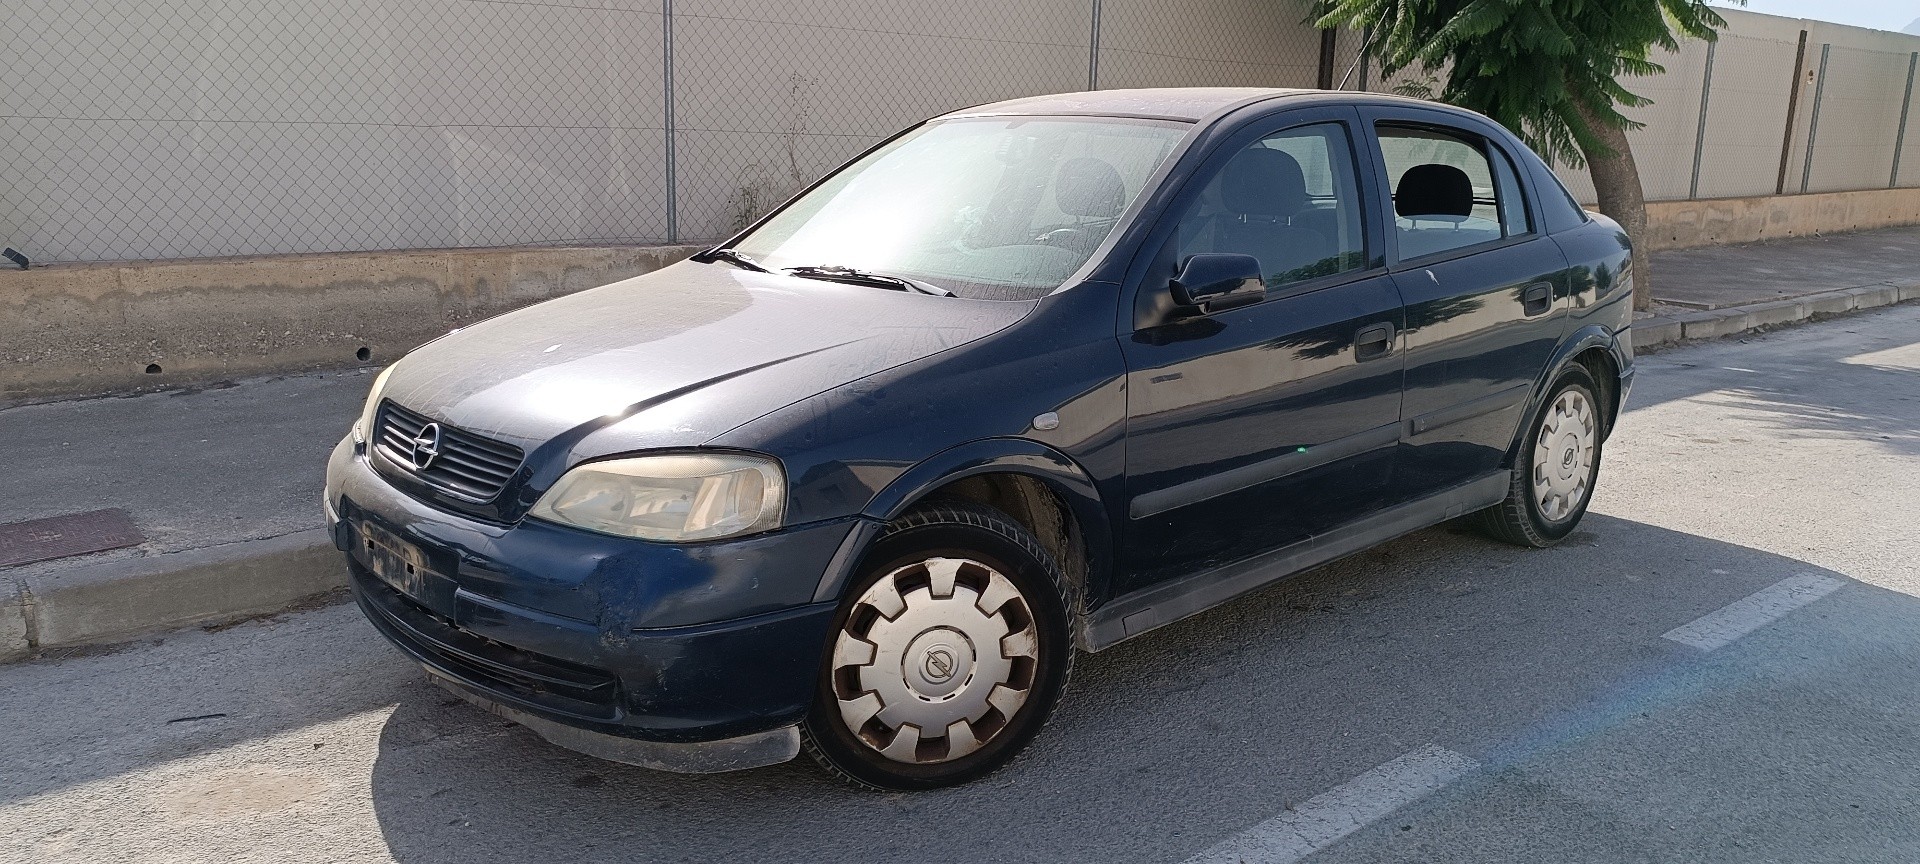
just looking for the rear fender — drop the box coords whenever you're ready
[1505,325,1626,465]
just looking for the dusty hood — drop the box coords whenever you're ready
[380,259,1030,454]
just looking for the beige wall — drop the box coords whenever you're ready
[0,244,699,401]
[1643,187,1920,250]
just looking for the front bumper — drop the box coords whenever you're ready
[326,436,849,759]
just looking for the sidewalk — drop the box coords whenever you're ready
[1639,226,1920,345]
[4,229,1919,661]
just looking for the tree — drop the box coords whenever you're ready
[1315,0,1733,311]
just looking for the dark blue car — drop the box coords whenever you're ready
[326,87,1634,790]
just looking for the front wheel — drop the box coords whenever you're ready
[801,502,1073,791]
[1474,365,1606,547]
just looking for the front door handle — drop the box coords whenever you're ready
[1354,322,1396,361]
[1522,282,1553,316]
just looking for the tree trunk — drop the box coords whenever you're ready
[1572,98,1654,312]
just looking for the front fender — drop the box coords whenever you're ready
[808,437,1115,609]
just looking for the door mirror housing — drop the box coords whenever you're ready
[1171,253,1265,313]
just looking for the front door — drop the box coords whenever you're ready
[1119,111,1406,592]
[1361,110,1573,496]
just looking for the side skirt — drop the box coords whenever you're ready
[1082,471,1510,652]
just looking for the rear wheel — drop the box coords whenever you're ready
[1474,365,1605,547]
[802,502,1072,791]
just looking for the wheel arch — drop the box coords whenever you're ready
[1504,325,1626,467]
[809,438,1114,627]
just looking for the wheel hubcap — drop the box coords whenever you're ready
[829,557,1039,764]
[1533,389,1597,522]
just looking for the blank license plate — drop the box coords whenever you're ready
[359,521,434,599]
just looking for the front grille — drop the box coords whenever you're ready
[375,401,524,501]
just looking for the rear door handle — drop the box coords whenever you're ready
[1353,322,1396,361]
[1522,282,1553,316]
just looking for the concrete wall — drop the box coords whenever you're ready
[1,245,699,402]
[1643,186,1920,250]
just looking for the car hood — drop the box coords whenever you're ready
[380,260,1032,457]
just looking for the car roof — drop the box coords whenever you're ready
[942,88,1317,122]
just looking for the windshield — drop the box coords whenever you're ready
[729,116,1189,300]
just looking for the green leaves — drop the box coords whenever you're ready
[1314,0,1733,167]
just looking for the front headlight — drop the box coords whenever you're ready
[352,364,397,445]
[529,453,786,543]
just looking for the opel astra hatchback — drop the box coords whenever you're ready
[327,87,1634,790]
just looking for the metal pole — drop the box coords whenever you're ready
[1799,43,1829,194]
[1317,30,1338,89]
[662,0,677,243]
[1689,39,1717,200]
[1893,52,1917,187]
[1775,30,1809,195]
[1088,0,1102,90]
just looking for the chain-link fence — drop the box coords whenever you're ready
[5,1,1918,264]
[1,0,1327,263]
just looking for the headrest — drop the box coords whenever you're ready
[1221,147,1308,217]
[1055,157,1127,219]
[1395,164,1474,218]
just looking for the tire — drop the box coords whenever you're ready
[801,501,1074,791]
[1473,364,1606,548]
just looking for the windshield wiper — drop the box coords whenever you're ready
[783,265,954,297]
[692,247,769,272]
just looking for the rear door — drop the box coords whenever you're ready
[1117,108,1405,592]
[1358,107,1572,498]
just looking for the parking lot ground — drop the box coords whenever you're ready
[3,304,1919,864]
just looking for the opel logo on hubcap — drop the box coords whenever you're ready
[410,423,443,471]
[922,647,956,682]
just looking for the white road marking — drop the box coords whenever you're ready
[1184,745,1478,864]
[1662,573,1844,652]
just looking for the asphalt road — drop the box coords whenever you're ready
[4,305,1920,864]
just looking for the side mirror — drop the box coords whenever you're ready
[1171,253,1265,313]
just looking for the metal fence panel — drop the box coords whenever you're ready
[1693,32,1802,199]
[670,0,1089,242]
[1802,44,1913,193]
[8,2,1920,264]
[1094,0,1319,90]
[2,0,671,262]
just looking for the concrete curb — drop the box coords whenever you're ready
[1637,282,1920,349]
[1,529,344,662]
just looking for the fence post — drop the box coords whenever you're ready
[1775,30,1809,195]
[1088,0,1103,90]
[1894,52,1918,188]
[1317,30,1337,89]
[1688,38,1717,200]
[1799,43,1829,194]
[662,0,678,243]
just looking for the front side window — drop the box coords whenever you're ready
[1166,123,1368,291]
[1376,125,1528,260]
[731,117,1188,300]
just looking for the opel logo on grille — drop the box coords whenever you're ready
[409,423,443,471]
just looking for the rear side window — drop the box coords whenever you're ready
[1166,122,1367,290]
[1375,125,1527,260]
